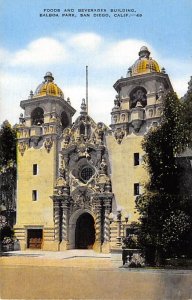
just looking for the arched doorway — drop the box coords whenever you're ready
[75,213,95,249]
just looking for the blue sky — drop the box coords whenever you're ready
[0,0,192,125]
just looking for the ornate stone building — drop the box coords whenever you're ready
[15,46,173,252]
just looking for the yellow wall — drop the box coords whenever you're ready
[15,143,56,228]
[106,134,147,222]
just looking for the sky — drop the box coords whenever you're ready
[0,0,192,126]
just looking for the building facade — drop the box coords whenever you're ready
[15,46,173,252]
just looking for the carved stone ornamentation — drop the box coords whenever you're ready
[72,189,93,210]
[53,199,60,242]
[54,175,70,196]
[44,137,53,153]
[114,128,125,144]
[77,143,90,159]
[104,199,111,243]
[61,199,70,242]
[99,158,107,175]
[92,122,106,144]
[18,141,27,156]
[62,128,71,148]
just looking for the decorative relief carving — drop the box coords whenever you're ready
[44,137,53,153]
[99,158,107,175]
[114,128,125,144]
[72,189,93,210]
[18,141,28,156]
[62,128,71,148]
[77,143,90,159]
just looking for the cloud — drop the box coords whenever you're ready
[100,39,155,68]
[10,37,68,67]
[171,77,189,98]
[0,72,38,124]
[0,48,12,66]
[68,32,102,51]
[160,58,191,97]
[0,32,191,125]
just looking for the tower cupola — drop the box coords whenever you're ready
[34,72,64,98]
[129,46,160,77]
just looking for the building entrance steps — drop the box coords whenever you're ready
[4,249,111,259]
[1,249,114,269]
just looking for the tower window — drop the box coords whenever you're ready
[134,153,140,166]
[134,183,140,196]
[61,111,69,130]
[129,87,147,109]
[33,164,38,175]
[32,190,38,201]
[31,107,44,126]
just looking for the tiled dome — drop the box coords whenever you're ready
[131,46,160,76]
[34,72,64,98]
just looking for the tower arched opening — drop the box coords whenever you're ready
[61,111,69,130]
[31,107,44,125]
[129,86,147,109]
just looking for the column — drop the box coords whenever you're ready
[61,199,69,242]
[104,199,111,243]
[102,198,111,253]
[94,200,102,252]
[53,199,60,242]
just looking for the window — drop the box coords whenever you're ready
[134,153,140,166]
[33,164,38,175]
[61,111,69,130]
[31,107,44,126]
[81,166,94,182]
[134,183,140,196]
[129,87,147,109]
[32,190,38,201]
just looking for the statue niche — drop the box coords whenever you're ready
[129,87,147,109]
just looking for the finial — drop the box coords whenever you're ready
[29,90,33,99]
[19,113,25,124]
[127,67,132,77]
[80,98,87,115]
[161,67,166,74]
[67,97,71,105]
[44,72,54,82]
[114,95,120,107]
[139,46,150,58]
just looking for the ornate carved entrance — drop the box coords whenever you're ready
[52,107,113,252]
[75,213,95,249]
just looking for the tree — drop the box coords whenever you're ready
[136,91,192,265]
[182,76,192,147]
[0,121,17,226]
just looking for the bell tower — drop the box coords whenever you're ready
[15,72,76,250]
[110,46,173,138]
[107,47,174,249]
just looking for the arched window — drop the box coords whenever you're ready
[31,107,44,126]
[80,123,85,135]
[61,111,69,130]
[129,87,147,109]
